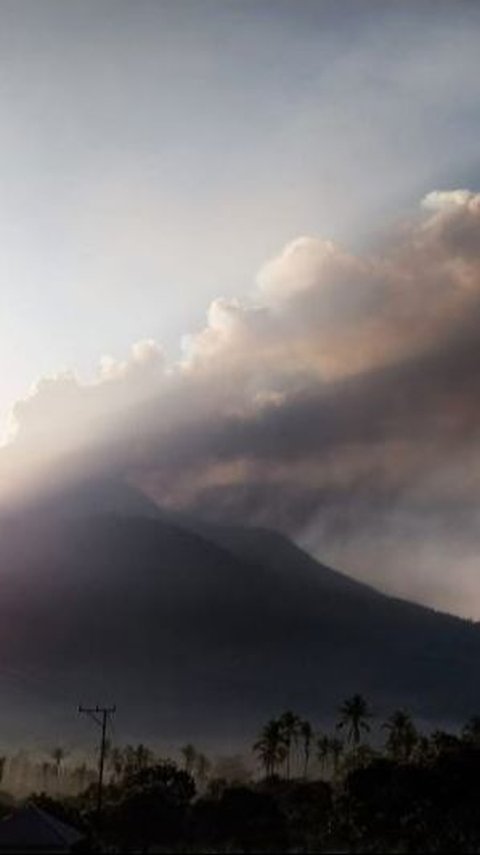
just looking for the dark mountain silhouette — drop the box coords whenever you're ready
[0,479,479,746]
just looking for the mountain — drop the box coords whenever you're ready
[0,481,479,749]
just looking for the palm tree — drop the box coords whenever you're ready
[134,743,154,771]
[316,733,331,775]
[300,719,313,778]
[180,743,197,775]
[278,711,302,779]
[328,737,344,777]
[253,719,287,778]
[50,747,67,778]
[336,694,372,746]
[383,710,418,762]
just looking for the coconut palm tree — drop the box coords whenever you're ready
[50,747,68,778]
[383,710,418,762]
[278,711,302,778]
[300,719,313,778]
[134,743,154,771]
[254,719,287,778]
[316,733,331,776]
[336,694,372,746]
[328,737,344,777]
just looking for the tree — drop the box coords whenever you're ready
[337,694,372,746]
[50,747,68,778]
[300,720,313,778]
[316,734,343,778]
[278,711,302,779]
[134,743,154,772]
[105,762,195,852]
[316,734,330,775]
[195,753,211,789]
[462,715,480,746]
[430,729,461,757]
[198,786,288,852]
[108,747,124,782]
[266,779,333,851]
[328,737,344,777]
[180,743,197,775]
[383,710,418,763]
[121,743,154,777]
[254,720,287,779]
[72,762,92,794]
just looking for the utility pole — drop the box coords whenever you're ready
[79,704,116,821]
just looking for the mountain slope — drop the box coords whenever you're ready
[0,499,479,746]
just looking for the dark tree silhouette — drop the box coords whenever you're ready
[383,710,418,762]
[180,743,197,775]
[462,715,480,746]
[104,762,195,851]
[328,737,344,777]
[336,694,372,746]
[50,747,67,779]
[254,720,287,779]
[300,720,313,778]
[316,733,330,775]
[278,711,302,779]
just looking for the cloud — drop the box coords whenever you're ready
[3,189,480,615]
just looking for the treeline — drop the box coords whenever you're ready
[4,697,480,851]
[253,694,419,779]
[0,750,96,799]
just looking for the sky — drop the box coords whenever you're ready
[2,1,480,616]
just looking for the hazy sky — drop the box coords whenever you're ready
[1,0,480,425]
[2,1,480,617]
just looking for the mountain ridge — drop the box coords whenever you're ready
[0,480,479,746]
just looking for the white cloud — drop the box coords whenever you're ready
[421,189,475,211]
[3,190,480,615]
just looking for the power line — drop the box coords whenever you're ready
[78,704,116,822]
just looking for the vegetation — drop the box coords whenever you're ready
[337,693,372,745]
[4,699,480,850]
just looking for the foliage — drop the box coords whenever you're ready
[383,709,418,762]
[337,693,372,746]
[191,785,288,852]
[102,761,196,851]
[278,711,302,779]
[28,792,87,832]
[9,704,480,851]
[253,719,287,778]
